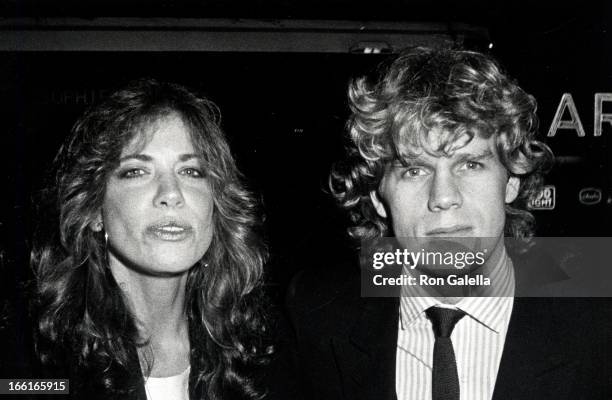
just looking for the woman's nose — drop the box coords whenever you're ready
[153,174,185,208]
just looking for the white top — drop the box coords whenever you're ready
[396,249,515,400]
[144,366,190,400]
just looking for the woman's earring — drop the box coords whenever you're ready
[103,231,110,266]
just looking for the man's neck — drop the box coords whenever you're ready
[419,237,509,304]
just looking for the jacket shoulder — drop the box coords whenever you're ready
[286,263,360,317]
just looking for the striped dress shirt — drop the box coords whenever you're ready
[395,249,515,400]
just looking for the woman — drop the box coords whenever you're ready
[32,79,269,400]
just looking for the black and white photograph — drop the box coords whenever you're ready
[0,1,611,399]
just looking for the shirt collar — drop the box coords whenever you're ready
[399,247,515,333]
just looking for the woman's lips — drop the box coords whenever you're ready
[146,222,193,241]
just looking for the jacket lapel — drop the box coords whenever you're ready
[493,299,577,400]
[331,296,399,400]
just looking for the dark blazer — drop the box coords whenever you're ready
[1,294,286,400]
[0,296,147,400]
[284,264,612,400]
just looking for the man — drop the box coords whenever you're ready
[285,47,611,400]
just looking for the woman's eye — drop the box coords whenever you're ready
[119,168,146,179]
[181,168,204,178]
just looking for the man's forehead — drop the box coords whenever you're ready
[397,131,497,161]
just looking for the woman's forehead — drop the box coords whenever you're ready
[120,113,196,156]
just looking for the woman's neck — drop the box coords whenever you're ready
[109,258,191,377]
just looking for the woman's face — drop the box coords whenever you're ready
[98,114,214,276]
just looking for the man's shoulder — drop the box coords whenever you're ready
[512,297,612,348]
[287,266,359,313]
[286,263,362,318]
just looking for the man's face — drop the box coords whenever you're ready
[371,133,519,244]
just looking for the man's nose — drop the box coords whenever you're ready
[153,174,185,208]
[428,171,462,212]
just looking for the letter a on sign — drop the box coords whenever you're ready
[547,93,586,137]
[595,93,612,137]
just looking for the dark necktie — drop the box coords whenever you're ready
[425,306,466,400]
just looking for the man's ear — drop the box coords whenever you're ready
[369,190,387,218]
[505,176,520,203]
[89,212,104,232]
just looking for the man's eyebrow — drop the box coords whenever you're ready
[453,149,495,161]
[390,148,495,168]
[389,158,434,171]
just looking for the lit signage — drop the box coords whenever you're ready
[528,185,556,210]
[547,93,612,137]
[578,188,602,205]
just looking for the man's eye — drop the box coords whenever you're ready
[181,168,204,178]
[463,161,483,170]
[402,167,427,178]
[119,168,146,179]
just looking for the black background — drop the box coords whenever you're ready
[1,1,611,298]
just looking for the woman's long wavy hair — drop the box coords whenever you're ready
[331,46,553,242]
[33,79,269,399]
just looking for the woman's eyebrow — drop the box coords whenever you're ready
[179,153,200,162]
[118,153,199,163]
[118,154,152,163]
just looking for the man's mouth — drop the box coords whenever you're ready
[425,225,473,236]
